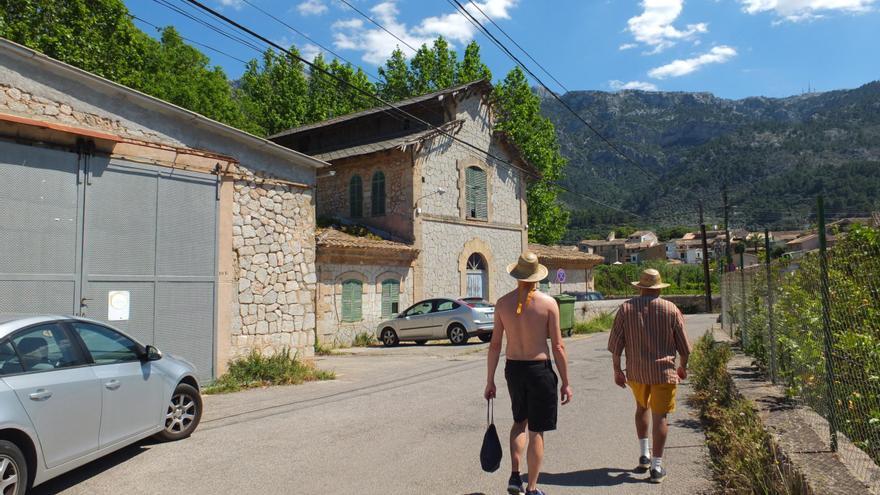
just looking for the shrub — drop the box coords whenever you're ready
[204,348,334,394]
[595,260,720,296]
[352,332,376,347]
[572,311,614,335]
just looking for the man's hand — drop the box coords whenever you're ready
[484,381,496,400]
[677,366,688,381]
[560,383,573,405]
[614,369,627,388]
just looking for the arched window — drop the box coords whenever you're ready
[341,279,363,322]
[381,279,400,318]
[465,166,487,220]
[371,171,386,217]
[466,253,488,299]
[349,175,363,218]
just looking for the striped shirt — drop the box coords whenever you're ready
[607,296,691,385]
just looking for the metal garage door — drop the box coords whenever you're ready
[0,141,218,379]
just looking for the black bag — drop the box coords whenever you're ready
[480,399,502,472]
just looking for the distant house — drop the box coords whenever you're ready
[270,80,537,346]
[667,239,710,264]
[579,232,627,264]
[579,230,661,264]
[529,244,603,295]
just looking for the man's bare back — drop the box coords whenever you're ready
[495,288,558,361]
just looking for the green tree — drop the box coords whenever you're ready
[456,41,491,83]
[305,53,333,123]
[408,43,435,96]
[237,47,309,136]
[494,67,570,244]
[432,37,457,90]
[327,58,375,117]
[378,47,411,101]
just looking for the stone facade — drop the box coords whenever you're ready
[231,179,317,358]
[538,266,594,295]
[315,263,414,345]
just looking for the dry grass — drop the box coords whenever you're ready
[204,348,334,395]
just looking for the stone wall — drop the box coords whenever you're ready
[316,149,414,241]
[231,179,317,358]
[315,261,413,346]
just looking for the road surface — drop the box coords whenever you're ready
[35,314,717,495]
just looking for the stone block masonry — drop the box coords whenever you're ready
[232,179,317,359]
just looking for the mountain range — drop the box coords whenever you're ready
[540,82,880,242]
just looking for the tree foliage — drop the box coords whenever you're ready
[237,48,309,137]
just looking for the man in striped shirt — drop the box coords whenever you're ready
[607,268,691,484]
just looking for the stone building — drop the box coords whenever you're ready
[271,81,537,345]
[0,38,326,378]
[529,244,603,296]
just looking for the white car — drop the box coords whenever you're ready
[0,315,203,495]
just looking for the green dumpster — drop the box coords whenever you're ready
[553,294,576,337]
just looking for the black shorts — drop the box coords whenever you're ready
[504,359,558,432]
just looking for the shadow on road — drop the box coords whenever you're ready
[540,467,645,487]
[31,440,157,494]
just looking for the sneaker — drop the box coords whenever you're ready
[637,455,651,471]
[525,490,546,495]
[507,473,524,495]
[649,467,667,484]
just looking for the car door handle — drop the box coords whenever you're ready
[29,389,52,401]
[104,380,121,391]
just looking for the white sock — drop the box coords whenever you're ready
[651,457,663,471]
[639,438,650,458]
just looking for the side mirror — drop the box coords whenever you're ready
[143,345,162,362]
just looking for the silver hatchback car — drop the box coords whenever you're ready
[0,315,202,495]
[376,298,495,346]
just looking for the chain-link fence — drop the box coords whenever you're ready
[721,219,880,490]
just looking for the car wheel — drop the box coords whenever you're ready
[0,440,27,495]
[380,328,399,347]
[414,340,428,346]
[156,383,203,442]
[478,334,492,343]
[448,324,469,345]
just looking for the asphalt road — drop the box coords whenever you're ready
[34,314,717,495]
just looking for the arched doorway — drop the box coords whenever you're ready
[466,253,488,300]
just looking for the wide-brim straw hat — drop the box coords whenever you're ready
[507,251,549,283]
[631,268,671,290]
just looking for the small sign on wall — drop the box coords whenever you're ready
[108,291,130,321]
[556,268,566,284]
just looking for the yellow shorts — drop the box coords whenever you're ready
[629,382,677,415]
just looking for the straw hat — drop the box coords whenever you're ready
[631,268,670,290]
[506,251,549,283]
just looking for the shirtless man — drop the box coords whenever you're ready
[485,252,573,495]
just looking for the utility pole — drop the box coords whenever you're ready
[699,201,713,312]
[723,186,733,272]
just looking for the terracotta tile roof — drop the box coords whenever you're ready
[530,243,604,268]
[579,239,626,247]
[316,228,418,255]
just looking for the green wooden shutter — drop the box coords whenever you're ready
[381,279,400,318]
[349,176,363,218]
[466,167,487,219]
[341,280,363,322]
[371,172,385,216]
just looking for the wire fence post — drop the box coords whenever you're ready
[818,195,839,452]
[739,249,748,349]
[764,227,778,384]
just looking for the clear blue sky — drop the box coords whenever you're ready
[123,0,879,99]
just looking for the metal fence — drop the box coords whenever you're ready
[721,212,880,490]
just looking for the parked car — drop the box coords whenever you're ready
[0,315,202,495]
[376,298,494,346]
[564,291,605,302]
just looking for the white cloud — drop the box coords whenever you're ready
[609,80,660,91]
[301,43,323,61]
[217,0,244,9]
[739,0,876,22]
[297,0,328,16]
[648,45,737,78]
[625,0,708,53]
[332,0,518,64]
[619,43,639,50]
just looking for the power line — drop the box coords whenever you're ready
[129,13,249,64]
[165,0,644,221]
[152,0,265,54]
[336,0,420,54]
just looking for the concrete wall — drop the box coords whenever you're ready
[540,266,594,295]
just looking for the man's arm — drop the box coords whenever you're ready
[673,308,691,380]
[608,308,627,388]
[548,300,573,405]
[484,307,504,400]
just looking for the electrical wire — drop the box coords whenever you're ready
[336,0,420,54]
[129,14,250,64]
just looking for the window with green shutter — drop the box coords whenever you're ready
[465,166,487,220]
[349,175,363,218]
[381,279,400,318]
[341,279,363,322]
[371,171,386,216]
